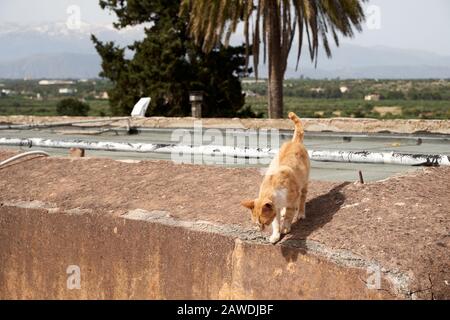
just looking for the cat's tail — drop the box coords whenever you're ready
[288,112,304,143]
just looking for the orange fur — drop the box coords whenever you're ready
[241,112,310,243]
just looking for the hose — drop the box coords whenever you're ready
[0,151,50,168]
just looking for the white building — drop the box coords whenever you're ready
[364,94,381,101]
[310,87,325,93]
[243,90,258,97]
[39,80,75,86]
[1,89,13,96]
[340,86,349,93]
[242,79,267,84]
[59,88,77,95]
[96,91,109,100]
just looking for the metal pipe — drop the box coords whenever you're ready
[0,137,274,158]
[1,137,448,166]
[0,150,50,168]
[309,150,450,166]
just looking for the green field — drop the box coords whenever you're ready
[243,78,450,119]
[0,78,449,119]
[0,97,111,117]
[244,96,450,119]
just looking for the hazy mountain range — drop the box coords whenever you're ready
[1,22,449,79]
[0,22,144,79]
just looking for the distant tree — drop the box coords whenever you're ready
[56,99,90,116]
[92,0,253,117]
[407,88,420,100]
[326,87,343,99]
[353,108,366,118]
[386,91,405,100]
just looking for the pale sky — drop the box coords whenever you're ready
[349,0,450,55]
[1,0,449,55]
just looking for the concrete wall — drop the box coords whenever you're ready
[0,205,396,300]
[1,115,449,134]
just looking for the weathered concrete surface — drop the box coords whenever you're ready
[0,150,449,299]
[0,206,396,300]
[1,115,449,134]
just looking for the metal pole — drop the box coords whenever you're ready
[308,150,450,166]
[0,137,449,166]
[0,137,274,158]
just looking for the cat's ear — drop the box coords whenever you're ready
[261,201,275,219]
[241,199,255,210]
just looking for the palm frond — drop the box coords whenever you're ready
[181,0,367,75]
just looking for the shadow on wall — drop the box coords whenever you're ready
[280,182,350,262]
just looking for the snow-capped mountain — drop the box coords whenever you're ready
[1,22,450,79]
[0,21,148,37]
[0,21,146,61]
[0,21,148,78]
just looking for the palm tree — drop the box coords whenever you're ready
[181,0,366,118]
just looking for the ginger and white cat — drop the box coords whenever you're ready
[241,112,310,244]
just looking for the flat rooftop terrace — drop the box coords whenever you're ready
[0,150,449,299]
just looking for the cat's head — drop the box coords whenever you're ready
[241,198,275,230]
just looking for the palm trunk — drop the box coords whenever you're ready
[267,0,284,119]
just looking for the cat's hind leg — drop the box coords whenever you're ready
[292,202,301,223]
[293,187,307,223]
[298,186,308,220]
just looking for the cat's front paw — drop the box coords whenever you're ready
[281,225,291,234]
[298,211,306,220]
[269,233,281,244]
